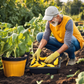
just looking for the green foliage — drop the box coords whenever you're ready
[62,0,84,20]
[24,14,47,54]
[0,14,47,67]
[55,0,63,8]
[77,58,84,64]
[75,71,84,84]
[0,0,59,26]
[0,22,34,58]
[50,75,54,79]
[0,0,84,26]
[67,70,80,78]
[0,0,34,26]
[81,10,84,20]
[78,71,84,78]
[77,26,83,30]
[71,0,82,15]
[24,14,47,40]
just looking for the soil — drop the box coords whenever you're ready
[0,40,84,84]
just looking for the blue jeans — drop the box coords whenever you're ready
[36,32,80,59]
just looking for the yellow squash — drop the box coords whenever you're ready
[39,57,47,60]
[30,63,41,67]
[53,58,59,66]
[47,64,55,67]
[30,61,41,67]
[38,64,45,67]
[31,58,36,65]
[41,62,46,65]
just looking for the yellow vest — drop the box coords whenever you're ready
[50,15,84,49]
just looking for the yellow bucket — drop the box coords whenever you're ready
[2,56,27,77]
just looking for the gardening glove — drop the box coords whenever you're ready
[33,48,41,61]
[44,51,60,63]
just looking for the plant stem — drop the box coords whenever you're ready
[14,47,16,58]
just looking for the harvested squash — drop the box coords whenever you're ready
[53,58,58,65]
[39,57,47,60]
[47,64,55,67]
[31,58,36,65]
[30,56,59,67]
[41,62,46,65]
[30,63,41,67]
[30,61,41,67]
[38,64,45,67]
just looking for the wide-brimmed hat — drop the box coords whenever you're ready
[43,6,62,21]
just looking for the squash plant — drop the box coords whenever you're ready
[0,22,12,56]
[0,22,34,58]
[24,14,47,40]
[24,14,47,54]
[75,71,84,84]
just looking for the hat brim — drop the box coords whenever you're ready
[43,10,62,21]
[42,15,53,21]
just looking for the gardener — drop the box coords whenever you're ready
[33,6,84,65]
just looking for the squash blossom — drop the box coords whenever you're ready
[18,33,23,39]
[28,29,30,32]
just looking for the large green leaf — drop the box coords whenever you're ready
[2,43,12,52]
[17,26,25,33]
[0,41,5,53]
[12,33,18,42]
[1,36,8,42]
[75,76,84,84]
[76,71,84,84]
[18,43,26,56]
[7,23,12,28]
[21,29,29,43]
[0,42,12,56]
[21,29,28,35]
[78,71,84,79]
[19,43,26,50]
[1,23,12,28]
[29,17,36,24]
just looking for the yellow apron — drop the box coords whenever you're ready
[50,15,84,49]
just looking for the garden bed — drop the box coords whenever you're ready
[0,40,84,84]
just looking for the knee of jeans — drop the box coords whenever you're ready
[71,37,80,51]
[36,32,43,42]
[67,45,76,53]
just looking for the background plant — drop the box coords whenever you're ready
[0,22,34,58]
[0,0,34,26]
[0,0,60,26]
[24,14,47,40]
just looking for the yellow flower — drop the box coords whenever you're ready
[28,29,30,32]
[4,28,9,31]
[19,33,23,39]
[22,36,25,39]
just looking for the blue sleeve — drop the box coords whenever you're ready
[42,21,51,41]
[64,19,73,47]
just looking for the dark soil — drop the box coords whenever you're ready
[0,40,84,84]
